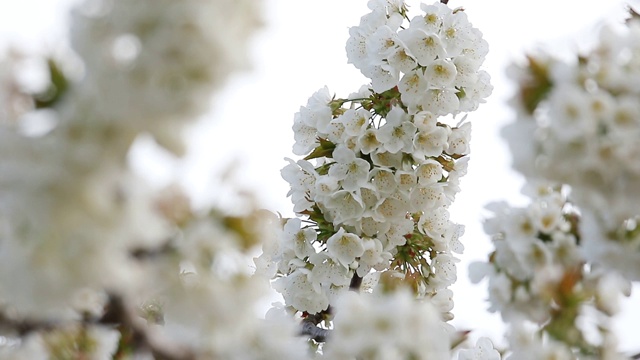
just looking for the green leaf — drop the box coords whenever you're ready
[34,58,69,109]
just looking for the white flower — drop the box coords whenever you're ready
[328,145,371,191]
[418,202,450,238]
[410,184,447,213]
[282,218,317,259]
[281,158,318,212]
[364,63,401,93]
[422,88,460,115]
[292,112,319,155]
[416,159,443,184]
[298,86,334,133]
[424,58,458,87]
[324,189,366,226]
[338,108,372,137]
[357,127,381,154]
[413,125,450,158]
[379,217,414,250]
[594,271,631,316]
[447,122,471,156]
[327,227,365,267]
[399,27,446,67]
[370,167,399,195]
[310,252,353,289]
[458,337,501,360]
[429,252,458,289]
[357,237,390,276]
[273,268,329,314]
[399,70,430,108]
[377,106,417,153]
[373,193,409,222]
[324,290,451,360]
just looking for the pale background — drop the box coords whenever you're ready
[1,0,639,353]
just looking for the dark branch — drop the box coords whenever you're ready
[101,294,195,360]
[440,0,449,4]
[300,319,330,343]
[299,309,331,343]
[0,312,59,337]
[349,273,363,291]
[0,294,194,359]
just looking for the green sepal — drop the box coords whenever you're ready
[304,138,336,160]
[34,58,69,109]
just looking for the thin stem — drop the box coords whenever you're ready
[349,273,363,291]
[300,319,330,343]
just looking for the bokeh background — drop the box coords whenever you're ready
[1,0,639,352]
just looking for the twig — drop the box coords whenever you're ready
[349,273,363,291]
[300,319,330,342]
[101,294,195,360]
[0,312,59,336]
[299,310,331,343]
[0,294,194,359]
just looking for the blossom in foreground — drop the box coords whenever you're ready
[0,0,310,358]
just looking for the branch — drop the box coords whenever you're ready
[299,310,331,343]
[101,294,195,360]
[300,318,330,343]
[0,312,59,336]
[349,273,363,291]
[298,274,361,344]
[0,294,194,359]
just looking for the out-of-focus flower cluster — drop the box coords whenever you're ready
[473,183,631,359]
[255,0,493,358]
[503,15,640,281]
[322,289,452,360]
[0,0,310,358]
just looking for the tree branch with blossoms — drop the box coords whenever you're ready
[255,0,494,357]
[471,5,640,358]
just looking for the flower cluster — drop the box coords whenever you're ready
[67,0,261,155]
[503,16,640,281]
[474,183,631,358]
[256,0,492,356]
[0,0,310,358]
[322,289,452,360]
[346,0,491,115]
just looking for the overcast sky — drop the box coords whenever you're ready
[1,0,639,352]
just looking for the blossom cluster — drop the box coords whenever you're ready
[258,0,492,315]
[346,0,491,115]
[256,0,493,357]
[0,0,310,358]
[474,183,631,358]
[503,16,640,281]
[322,289,452,360]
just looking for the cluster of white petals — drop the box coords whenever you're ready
[256,0,491,357]
[0,0,310,358]
[474,183,631,358]
[503,18,640,281]
[323,290,451,360]
[346,0,491,115]
[67,0,261,154]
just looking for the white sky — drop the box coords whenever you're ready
[1,0,639,353]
